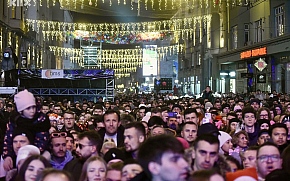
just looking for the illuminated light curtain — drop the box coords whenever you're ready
[7,0,238,10]
[49,45,183,77]
[26,15,212,33]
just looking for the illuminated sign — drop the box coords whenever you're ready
[240,47,267,59]
[143,45,158,76]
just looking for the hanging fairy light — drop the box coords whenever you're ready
[7,0,247,11]
[26,14,212,34]
[48,44,183,77]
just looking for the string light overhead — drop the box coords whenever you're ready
[26,14,212,33]
[49,44,183,77]
[7,0,247,10]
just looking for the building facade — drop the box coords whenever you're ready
[216,0,290,94]
[178,0,290,94]
[0,0,73,75]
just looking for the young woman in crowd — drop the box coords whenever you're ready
[15,155,51,181]
[36,168,73,181]
[258,119,270,130]
[257,107,270,119]
[79,156,107,181]
[218,131,233,155]
[225,118,240,136]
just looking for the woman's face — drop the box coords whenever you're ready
[260,123,269,130]
[25,159,45,181]
[87,160,106,181]
[79,116,85,122]
[221,139,233,154]
[230,122,237,131]
[43,174,69,181]
[259,110,269,120]
[237,134,248,148]
[275,107,282,115]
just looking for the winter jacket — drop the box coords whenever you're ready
[63,158,85,181]
[201,90,214,103]
[50,150,74,170]
[2,111,50,159]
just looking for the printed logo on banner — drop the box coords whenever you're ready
[42,69,64,79]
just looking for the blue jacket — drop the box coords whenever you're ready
[50,150,74,170]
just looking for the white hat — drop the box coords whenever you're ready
[139,104,146,108]
[218,131,232,154]
[16,145,40,166]
[205,102,213,110]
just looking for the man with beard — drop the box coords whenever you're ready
[50,131,73,170]
[98,110,124,148]
[123,122,146,159]
[181,122,198,146]
[64,130,101,181]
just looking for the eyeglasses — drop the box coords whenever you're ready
[257,154,280,162]
[51,132,67,138]
[76,143,92,149]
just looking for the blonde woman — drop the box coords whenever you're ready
[79,156,107,181]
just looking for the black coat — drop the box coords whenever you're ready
[98,125,125,150]
[63,158,84,181]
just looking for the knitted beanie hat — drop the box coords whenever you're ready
[218,131,232,154]
[16,145,40,166]
[14,89,35,112]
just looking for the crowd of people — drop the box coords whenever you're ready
[0,86,290,181]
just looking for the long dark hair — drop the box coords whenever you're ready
[15,155,51,181]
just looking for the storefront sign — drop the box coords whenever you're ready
[254,58,267,71]
[240,47,267,59]
[257,74,266,83]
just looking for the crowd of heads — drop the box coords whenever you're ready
[0,89,290,180]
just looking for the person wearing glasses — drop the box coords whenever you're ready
[64,130,101,181]
[256,142,282,181]
[49,131,73,170]
[61,111,81,132]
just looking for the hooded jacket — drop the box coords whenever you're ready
[50,150,74,170]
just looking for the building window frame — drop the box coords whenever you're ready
[275,5,285,37]
[254,19,262,43]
